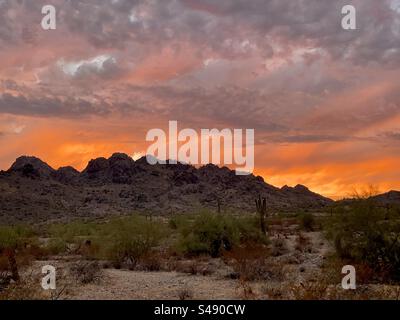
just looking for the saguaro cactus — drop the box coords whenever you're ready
[255,195,268,236]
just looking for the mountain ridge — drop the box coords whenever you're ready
[0,153,346,224]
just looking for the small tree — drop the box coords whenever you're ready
[106,216,165,268]
[255,195,268,236]
[178,213,239,257]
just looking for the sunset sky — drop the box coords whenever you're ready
[1,0,400,199]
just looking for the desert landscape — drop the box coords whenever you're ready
[1,155,399,300]
[1,0,400,304]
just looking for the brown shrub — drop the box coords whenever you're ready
[295,232,312,253]
[290,282,329,300]
[78,240,101,259]
[25,244,48,259]
[70,261,102,284]
[268,218,283,226]
[0,255,8,271]
[224,244,283,282]
[261,284,284,300]
[0,278,42,300]
[271,238,289,257]
[177,287,193,300]
[137,252,163,271]
[237,280,256,300]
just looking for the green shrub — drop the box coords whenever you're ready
[104,216,167,267]
[41,216,166,266]
[299,213,315,231]
[0,225,35,250]
[168,215,192,230]
[236,216,269,245]
[0,226,28,281]
[45,238,68,255]
[178,213,238,257]
[178,213,268,257]
[0,227,18,251]
[326,198,400,280]
[46,221,98,242]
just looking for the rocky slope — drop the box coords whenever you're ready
[370,190,400,205]
[0,153,333,223]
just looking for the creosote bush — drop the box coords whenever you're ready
[326,198,400,281]
[177,212,268,257]
[178,213,237,257]
[0,225,34,282]
[103,216,167,268]
[42,215,167,268]
[299,213,315,231]
[70,261,102,284]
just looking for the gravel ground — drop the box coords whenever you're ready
[68,270,240,300]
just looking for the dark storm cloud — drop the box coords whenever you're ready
[271,134,350,143]
[1,0,399,66]
[0,92,111,117]
[57,0,400,66]
[381,131,400,141]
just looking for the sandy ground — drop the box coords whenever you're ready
[16,231,397,300]
[62,231,332,300]
[69,270,240,300]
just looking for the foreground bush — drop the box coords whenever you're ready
[177,213,268,257]
[0,226,33,282]
[223,244,279,281]
[70,261,102,284]
[177,213,236,257]
[299,213,315,231]
[102,216,167,268]
[326,198,400,281]
[43,215,167,267]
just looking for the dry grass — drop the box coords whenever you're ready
[294,232,313,253]
[290,281,330,300]
[177,287,193,300]
[0,267,69,300]
[173,257,215,276]
[70,261,102,284]
[237,280,256,300]
[271,238,289,257]
[224,244,284,282]
[260,284,285,300]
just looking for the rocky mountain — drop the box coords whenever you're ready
[0,153,333,223]
[370,190,400,205]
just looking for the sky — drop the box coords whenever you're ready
[0,0,400,199]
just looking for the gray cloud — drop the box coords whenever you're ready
[0,92,110,117]
[64,0,400,66]
[1,0,399,66]
[381,131,400,141]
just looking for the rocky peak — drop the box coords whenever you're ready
[83,157,109,174]
[53,166,80,183]
[108,153,134,165]
[8,156,55,178]
[294,184,310,192]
